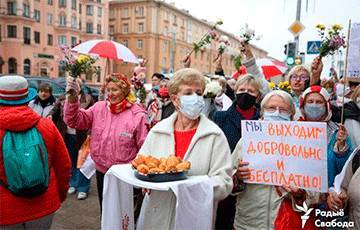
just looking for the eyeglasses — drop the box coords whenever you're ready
[263,106,290,115]
[290,74,309,81]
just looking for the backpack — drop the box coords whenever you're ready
[1,126,49,197]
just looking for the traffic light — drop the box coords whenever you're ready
[286,42,296,66]
[287,42,296,57]
[284,44,288,55]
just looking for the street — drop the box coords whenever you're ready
[51,179,100,230]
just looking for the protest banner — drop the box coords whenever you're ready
[347,22,360,79]
[241,120,328,192]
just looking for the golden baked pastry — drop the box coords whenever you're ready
[137,164,149,174]
[132,154,191,175]
[176,161,191,171]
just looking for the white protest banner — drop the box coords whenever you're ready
[347,22,360,78]
[241,120,328,192]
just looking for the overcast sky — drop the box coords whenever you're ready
[169,0,360,76]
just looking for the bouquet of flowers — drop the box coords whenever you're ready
[239,23,261,44]
[192,20,223,53]
[203,80,222,98]
[268,81,293,96]
[214,35,230,62]
[316,24,346,57]
[234,55,242,71]
[131,59,148,104]
[60,45,99,78]
[131,75,147,104]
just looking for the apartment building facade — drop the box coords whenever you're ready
[109,0,268,80]
[0,0,109,80]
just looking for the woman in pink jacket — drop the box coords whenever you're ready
[64,73,148,210]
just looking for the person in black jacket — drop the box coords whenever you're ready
[213,74,264,230]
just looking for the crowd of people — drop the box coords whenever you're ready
[0,41,359,230]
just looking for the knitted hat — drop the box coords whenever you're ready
[299,85,332,121]
[0,75,37,105]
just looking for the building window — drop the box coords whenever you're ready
[58,35,66,45]
[7,25,17,38]
[123,40,128,47]
[71,16,77,29]
[109,9,114,18]
[34,10,40,22]
[122,8,129,17]
[97,24,101,34]
[109,25,114,35]
[48,0,53,5]
[163,41,168,52]
[59,15,66,26]
[7,1,16,15]
[172,14,177,24]
[40,67,48,77]
[97,7,102,17]
[71,0,76,10]
[34,31,40,44]
[138,23,144,33]
[47,13,53,25]
[79,4,82,13]
[137,39,143,49]
[163,26,168,36]
[23,4,30,17]
[86,23,93,33]
[79,20,82,30]
[47,34,53,46]
[59,0,66,7]
[137,6,144,16]
[162,57,166,66]
[0,57,3,74]
[8,58,17,74]
[23,59,31,75]
[23,27,31,44]
[71,36,77,47]
[97,0,101,3]
[86,5,93,15]
[123,23,129,33]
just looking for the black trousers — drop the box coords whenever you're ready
[215,195,237,230]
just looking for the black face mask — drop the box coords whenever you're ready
[236,92,256,110]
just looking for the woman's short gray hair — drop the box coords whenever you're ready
[260,90,296,116]
[286,65,311,81]
[234,74,263,96]
[168,68,206,95]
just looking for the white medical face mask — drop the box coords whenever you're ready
[263,109,291,121]
[179,93,205,120]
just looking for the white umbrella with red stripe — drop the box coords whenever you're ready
[72,40,139,63]
[256,58,288,80]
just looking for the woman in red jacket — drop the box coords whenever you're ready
[0,75,71,229]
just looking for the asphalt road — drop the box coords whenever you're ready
[51,179,100,230]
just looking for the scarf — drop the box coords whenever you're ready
[35,95,56,108]
[106,91,137,114]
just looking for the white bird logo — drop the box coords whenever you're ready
[296,201,314,229]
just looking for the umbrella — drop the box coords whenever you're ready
[72,40,139,81]
[72,40,139,64]
[256,58,288,80]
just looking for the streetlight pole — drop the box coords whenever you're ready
[294,0,301,55]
